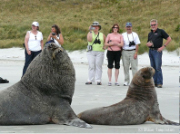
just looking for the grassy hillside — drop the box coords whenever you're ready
[0,0,179,54]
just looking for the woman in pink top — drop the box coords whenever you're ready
[105,24,124,86]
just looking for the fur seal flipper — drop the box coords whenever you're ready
[0,43,92,128]
[78,67,179,126]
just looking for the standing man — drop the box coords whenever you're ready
[122,22,140,86]
[146,19,171,88]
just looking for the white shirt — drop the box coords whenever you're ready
[122,32,140,50]
[28,31,43,51]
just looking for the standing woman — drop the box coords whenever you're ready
[105,24,124,86]
[85,21,106,85]
[47,24,64,47]
[22,21,43,76]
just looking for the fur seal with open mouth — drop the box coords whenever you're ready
[0,43,92,128]
[78,67,178,126]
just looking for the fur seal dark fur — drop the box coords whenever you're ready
[0,43,92,128]
[78,67,179,126]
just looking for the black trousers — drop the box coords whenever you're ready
[107,50,122,69]
[22,49,41,76]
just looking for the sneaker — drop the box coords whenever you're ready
[108,82,112,86]
[115,82,120,86]
[97,82,102,85]
[157,84,162,88]
[123,82,129,86]
[85,82,92,85]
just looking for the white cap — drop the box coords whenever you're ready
[32,21,39,27]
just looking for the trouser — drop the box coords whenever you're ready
[86,51,104,82]
[122,50,138,83]
[149,49,163,85]
[107,50,122,69]
[22,49,42,76]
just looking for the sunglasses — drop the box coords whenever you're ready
[113,27,118,29]
[151,24,156,26]
[35,36,37,40]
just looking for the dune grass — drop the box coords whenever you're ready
[0,0,179,54]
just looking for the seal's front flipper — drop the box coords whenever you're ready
[148,102,179,126]
[162,118,179,126]
[65,118,92,129]
[147,116,179,126]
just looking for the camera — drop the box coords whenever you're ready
[52,32,56,36]
[94,38,101,44]
[89,26,95,30]
[129,41,135,47]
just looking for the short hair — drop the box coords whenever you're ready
[52,24,61,34]
[150,19,158,25]
[111,24,120,33]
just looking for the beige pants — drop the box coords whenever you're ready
[122,50,138,83]
[87,51,104,82]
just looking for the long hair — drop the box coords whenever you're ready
[111,24,120,33]
[52,24,61,34]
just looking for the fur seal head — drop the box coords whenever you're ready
[44,42,64,60]
[131,67,155,86]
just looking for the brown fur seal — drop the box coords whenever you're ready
[0,43,92,128]
[78,67,179,126]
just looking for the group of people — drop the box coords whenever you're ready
[22,22,64,76]
[6,20,170,89]
[85,19,171,88]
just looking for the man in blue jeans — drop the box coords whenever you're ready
[146,19,171,88]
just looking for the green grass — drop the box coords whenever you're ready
[0,0,179,54]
